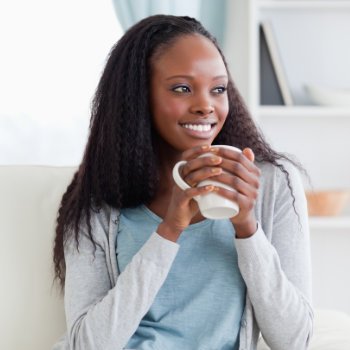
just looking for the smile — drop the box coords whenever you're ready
[180,123,215,132]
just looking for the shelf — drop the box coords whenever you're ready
[309,216,350,230]
[258,106,350,118]
[258,1,350,10]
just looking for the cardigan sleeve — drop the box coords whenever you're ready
[63,213,179,350]
[234,162,313,350]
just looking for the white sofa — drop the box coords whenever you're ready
[0,165,74,350]
[1,165,350,350]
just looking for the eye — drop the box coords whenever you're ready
[172,85,191,93]
[212,86,227,94]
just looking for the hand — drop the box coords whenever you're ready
[158,145,223,242]
[209,147,261,238]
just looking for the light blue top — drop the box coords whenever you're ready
[116,205,246,350]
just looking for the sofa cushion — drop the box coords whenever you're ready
[257,308,350,350]
[0,165,76,350]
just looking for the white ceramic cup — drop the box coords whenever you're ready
[172,145,241,220]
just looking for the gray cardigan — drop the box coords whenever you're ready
[52,160,313,350]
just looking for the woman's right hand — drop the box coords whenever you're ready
[157,145,223,242]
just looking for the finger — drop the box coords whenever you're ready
[243,147,255,162]
[218,159,260,186]
[215,147,260,176]
[183,166,223,187]
[213,186,257,212]
[181,155,222,179]
[210,173,259,196]
[182,184,215,200]
[181,144,219,162]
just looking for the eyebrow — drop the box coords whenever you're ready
[165,74,228,81]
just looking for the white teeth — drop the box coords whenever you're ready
[182,124,211,132]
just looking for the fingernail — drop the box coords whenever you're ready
[210,147,219,152]
[211,167,222,174]
[205,185,214,191]
[202,145,210,150]
[213,186,220,191]
[211,156,222,163]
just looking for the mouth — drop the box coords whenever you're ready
[179,122,217,132]
[179,122,217,138]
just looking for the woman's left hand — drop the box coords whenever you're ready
[211,147,261,238]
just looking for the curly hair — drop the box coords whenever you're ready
[53,14,303,290]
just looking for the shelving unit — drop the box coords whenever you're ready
[225,0,350,232]
[225,0,350,112]
[259,106,350,119]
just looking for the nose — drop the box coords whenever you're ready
[189,95,214,115]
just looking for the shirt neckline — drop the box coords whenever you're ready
[140,204,212,231]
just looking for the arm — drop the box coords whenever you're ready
[64,217,179,350]
[235,163,313,350]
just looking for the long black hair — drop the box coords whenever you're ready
[53,14,303,290]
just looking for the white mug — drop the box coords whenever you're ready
[172,145,241,220]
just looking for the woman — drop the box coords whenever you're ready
[52,15,313,350]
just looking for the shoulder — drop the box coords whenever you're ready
[253,159,309,245]
[255,158,308,219]
[66,201,119,251]
[256,158,304,194]
[89,201,116,230]
[254,159,307,222]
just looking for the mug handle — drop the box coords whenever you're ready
[172,160,191,191]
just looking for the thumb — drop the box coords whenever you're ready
[243,147,255,162]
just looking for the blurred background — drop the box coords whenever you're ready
[1,0,349,190]
[1,0,350,312]
[0,0,122,166]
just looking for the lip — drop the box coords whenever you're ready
[180,119,217,125]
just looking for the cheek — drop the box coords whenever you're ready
[156,98,185,120]
[217,98,229,121]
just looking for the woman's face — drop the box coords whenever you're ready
[150,34,229,155]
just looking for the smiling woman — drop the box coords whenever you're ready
[51,14,313,350]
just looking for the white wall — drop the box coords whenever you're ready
[0,0,123,166]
